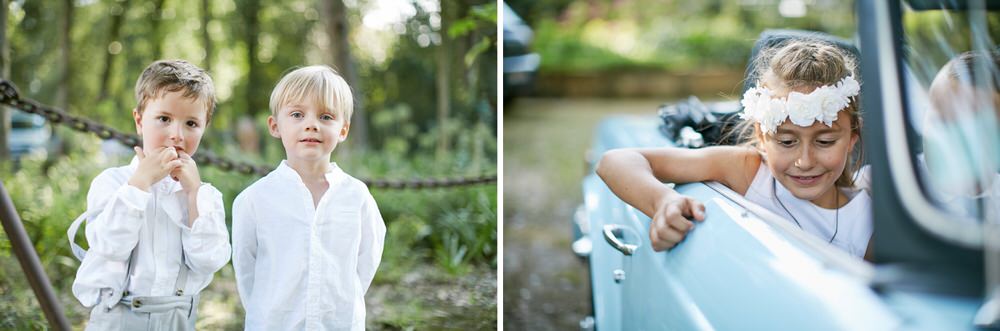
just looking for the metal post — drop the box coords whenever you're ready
[0,182,71,330]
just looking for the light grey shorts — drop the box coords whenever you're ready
[85,293,199,331]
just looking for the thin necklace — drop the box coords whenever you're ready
[772,178,839,244]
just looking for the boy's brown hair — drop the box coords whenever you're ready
[134,60,216,122]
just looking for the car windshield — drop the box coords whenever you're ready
[11,112,45,129]
[900,2,1000,224]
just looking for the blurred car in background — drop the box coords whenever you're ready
[572,0,999,330]
[8,111,56,160]
[503,2,540,103]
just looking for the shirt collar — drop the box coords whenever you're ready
[275,160,345,185]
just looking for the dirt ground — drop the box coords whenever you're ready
[503,97,665,330]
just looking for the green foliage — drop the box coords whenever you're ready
[0,133,120,328]
[517,0,856,74]
[0,116,496,327]
[3,0,496,328]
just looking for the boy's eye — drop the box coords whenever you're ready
[321,114,334,121]
[157,116,170,123]
[290,112,303,118]
[186,120,199,128]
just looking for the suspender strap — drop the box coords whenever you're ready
[121,248,138,297]
[66,209,95,261]
[70,191,192,299]
[173,252,190,296]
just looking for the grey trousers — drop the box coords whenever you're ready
[85,294,199,331]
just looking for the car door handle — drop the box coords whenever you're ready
[603,224,640,256]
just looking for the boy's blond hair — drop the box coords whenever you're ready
[269,65,354,122]
[134,60,216,121]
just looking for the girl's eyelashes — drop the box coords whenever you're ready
[816,139,837,146]
[778,140,797,147]
[186,120,199,128]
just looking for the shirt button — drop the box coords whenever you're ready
[132,299,143,308]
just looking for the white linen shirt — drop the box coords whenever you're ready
[232,161,386,331]
[72,157,232,308]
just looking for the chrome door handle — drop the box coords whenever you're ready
[603,224,640,256]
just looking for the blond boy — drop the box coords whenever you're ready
[232,65,386,330]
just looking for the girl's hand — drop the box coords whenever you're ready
[649,194,706,251]
[128,146,183,191]
[170,151,201,193]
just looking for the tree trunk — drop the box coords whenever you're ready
[436,0,454,158]
[0,0,9,161]
[57,0,73,111]
[151,0,167,59]
[201,0,212,72]
[97,0,130,103]
[322,0,367,149]
[242,0,261,116]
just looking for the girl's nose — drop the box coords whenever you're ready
[794,146,815,169]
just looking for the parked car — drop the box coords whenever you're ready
[503,2,540,103]
[572,0,998,330]
[8,111,55,160]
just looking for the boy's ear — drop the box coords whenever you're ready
[338,121,350,142]
[267,115,281,138]
[132,109,142,134]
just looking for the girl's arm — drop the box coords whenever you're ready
[595,146,760,250]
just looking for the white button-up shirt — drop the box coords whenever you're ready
[72,157,232,308]
[232,161,386,331]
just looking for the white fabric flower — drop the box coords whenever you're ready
[758,97,787,134]
[838,75,860,96]
[738,75,860,134]
[814,87,845,126]
[786,91,823,127]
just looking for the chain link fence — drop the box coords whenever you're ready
[0,80,496,189]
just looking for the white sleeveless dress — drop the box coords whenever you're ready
[742,162,873,257]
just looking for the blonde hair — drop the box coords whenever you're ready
[134,60,216,121]
[942,50,1000,92]
[269,65,354,122]
[733,39,864,187]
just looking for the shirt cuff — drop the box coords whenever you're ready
[119,184,152,216]
[183,184,223,233]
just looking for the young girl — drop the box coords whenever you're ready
[596,39,871,258]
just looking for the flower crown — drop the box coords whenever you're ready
[739,75,860,135]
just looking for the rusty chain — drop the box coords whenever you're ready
[0,80,496,189]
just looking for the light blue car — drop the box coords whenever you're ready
[573,1,1000,330]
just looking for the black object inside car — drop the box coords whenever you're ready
[657,96,741,148]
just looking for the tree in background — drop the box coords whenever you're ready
[1,0,496,162]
